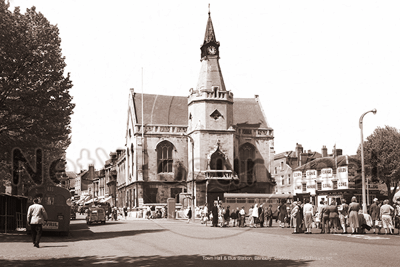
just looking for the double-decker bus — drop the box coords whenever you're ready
[27,184,72,235]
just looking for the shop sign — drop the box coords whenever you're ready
[321,168,333,178]
[306,170,317,178]
[322,183,332,189]
[293,171,303,180]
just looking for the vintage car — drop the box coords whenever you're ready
[86,207,106,225]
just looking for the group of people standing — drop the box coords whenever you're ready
[197,197,400,235]
[287,196,400,235]
[200,202,274,228]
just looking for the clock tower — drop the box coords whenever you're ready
[188,8,233,132]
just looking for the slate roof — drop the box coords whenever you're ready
[133,93,270,129]
[233,98,269,128]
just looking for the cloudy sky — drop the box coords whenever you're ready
[9,0,400,172]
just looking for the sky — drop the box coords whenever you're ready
[8,0,400,173]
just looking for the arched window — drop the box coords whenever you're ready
[210,149,226,177]
[239,143,256,184]
[157,141,174,173]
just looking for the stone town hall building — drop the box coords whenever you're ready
[123,11,275,209]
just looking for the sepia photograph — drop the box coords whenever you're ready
[1,0,400,266]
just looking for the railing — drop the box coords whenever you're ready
[203,170,238,179]
[136,125,188,134]
[188,88,234,103]
[236,128,274,137]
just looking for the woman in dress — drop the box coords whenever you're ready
[348,196,360,234]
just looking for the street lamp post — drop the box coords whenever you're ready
[359,109,377,214]
[183,133,195,223]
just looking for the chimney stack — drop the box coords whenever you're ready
[295,143,303,166]
[89,164,95,180]
[322,145,328,157]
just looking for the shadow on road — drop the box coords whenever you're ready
[0,254,313,267]
[0,228,166,243]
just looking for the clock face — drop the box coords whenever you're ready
[207,46,216,55]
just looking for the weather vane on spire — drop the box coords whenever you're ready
[208,3,210,17]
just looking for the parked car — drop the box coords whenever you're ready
[86,207,106,225]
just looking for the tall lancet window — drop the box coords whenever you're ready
[157,141,173,173]
[239,143,256,184]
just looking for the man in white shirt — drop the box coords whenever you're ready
[27,198,48,248]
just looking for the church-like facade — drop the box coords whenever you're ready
[123,11,275,209]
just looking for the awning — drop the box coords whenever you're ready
[100,196,112,204]
[77,196,91,205]
[85,199,95,205]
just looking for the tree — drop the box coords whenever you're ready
[357,126,400,204]
[0,1,74,193]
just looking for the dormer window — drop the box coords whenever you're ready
[210,109,223,120]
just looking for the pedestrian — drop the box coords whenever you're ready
[27,198,48,248]
[297,201,304,233]
[291,201,299,234]
[251,204,259,228]
[394,200,400,234]
[328,201,339,234]
[123,206,128,220]
[339,199,349,234]
[276,205,280,223]
[259,204,264,227]
[239,206,246,227]
[219,205,225,227]
[211,202,219,227]
[248,205,254,227]
[370,198,380,234]
[380,199,394,235]
[187,207,192,223]
[286,203,292,228]
[321,201,330,234]
[225,206,230,226]
[231,207,238,227]
[348,196,360,234]
[279,201,287,228]
[303,199,314,234]
[317,200,324,231]
[266,205,273,227]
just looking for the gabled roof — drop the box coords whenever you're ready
[133,93,270,129]
[233,98,270,128]
[133,93,188,126]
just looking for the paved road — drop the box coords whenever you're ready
[1,214,399,266]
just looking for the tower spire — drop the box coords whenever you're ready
[204,5,216,45]
[195,7,226,92]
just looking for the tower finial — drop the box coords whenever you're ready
[208,3,210,17]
